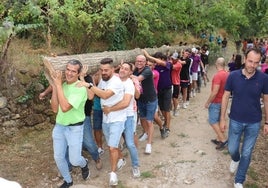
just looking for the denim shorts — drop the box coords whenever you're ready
[208,103,221,125]
[102,121,125,148]
[93,109,103,130]
[137,99,157,121]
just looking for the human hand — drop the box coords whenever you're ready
[51,70,62,86]
[76,81,89,88]
[79,65,88,80]
[39,92,46,100]
[264,124,268,135]
[142,49,149,57]
[219,119,226,133]
[102,105,111,115]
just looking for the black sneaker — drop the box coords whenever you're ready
[81,160,90,180]
[160,128,167,139]
[60,181,73,188]
[165,128,170,136]
[216,141,228,150]
[211,139,221,145]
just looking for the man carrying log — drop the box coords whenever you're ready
[49,59,90,188]
[84,58,126,186]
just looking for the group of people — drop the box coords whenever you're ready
[40,43,268,188]
[205,47,268,188]
[41,46,211,187]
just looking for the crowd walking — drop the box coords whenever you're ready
[37,40,268,188]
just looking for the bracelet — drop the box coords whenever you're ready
[265,122,268,125]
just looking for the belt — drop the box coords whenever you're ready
[68,121,83,126]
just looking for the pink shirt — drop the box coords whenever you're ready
[261,63,268,73]
[152,69,159,93]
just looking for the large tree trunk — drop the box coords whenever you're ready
[43,44,189,82]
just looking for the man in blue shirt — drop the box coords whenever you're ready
[220,48,268,188]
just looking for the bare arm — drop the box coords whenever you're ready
[102,94,132,114]
[219,90,231,132]
[263,94,268,135]
[52,71,73,112]
[39,85,52,100]
[131,77,141,99]
[50,84,59,113]
[143,49,166,67]
[204,84,220,108]
[77,65,94,100]
[90,86,114,99]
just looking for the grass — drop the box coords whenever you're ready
[140,171,155,179]
[175,160,196,164]
[247,167,259,181]
[154,164,165,169]
[177,132,188,138]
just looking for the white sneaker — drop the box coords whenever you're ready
[132,166,141,178]
[145,144,151,154]
[234,183,243,188]
[230,160,239,173]
[182,103,187,109]
[173,110,179,116]
[139,133,148,141]
[117,158,126,171]
[109,171,118,186]
[98,147,104,156]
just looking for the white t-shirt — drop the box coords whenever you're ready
[122,78,135,117]
[98,75,126,123]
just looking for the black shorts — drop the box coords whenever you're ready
[158,88,172,111]
[172,85,180,98]
[180,81,190,88]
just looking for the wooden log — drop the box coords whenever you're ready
[42,44,190,82]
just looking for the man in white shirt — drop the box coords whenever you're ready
[87,58,125,186]
[102,62,141,178]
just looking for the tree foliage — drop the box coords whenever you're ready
[0,0,267,54]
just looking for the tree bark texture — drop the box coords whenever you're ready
[43,45,189,82]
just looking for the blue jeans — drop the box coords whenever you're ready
[93,109,103,130]
[124,116,139,167]
[83,116,99,161]
[52,123,87,183]
[228,119,261,184]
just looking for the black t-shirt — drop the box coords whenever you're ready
[201,53,209,65]
[84,75,93,116]
[133,66,157,102]
[180,57,191,81]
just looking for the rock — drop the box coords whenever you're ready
[0,97,7,108]
[183,178,195,185]
[35,83,45,92]
[23,114,46,126]
[19,69,28,74]
[0,107,10,116]
[11,114,20,120]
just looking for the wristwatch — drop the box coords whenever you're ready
[88,83,93,89]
